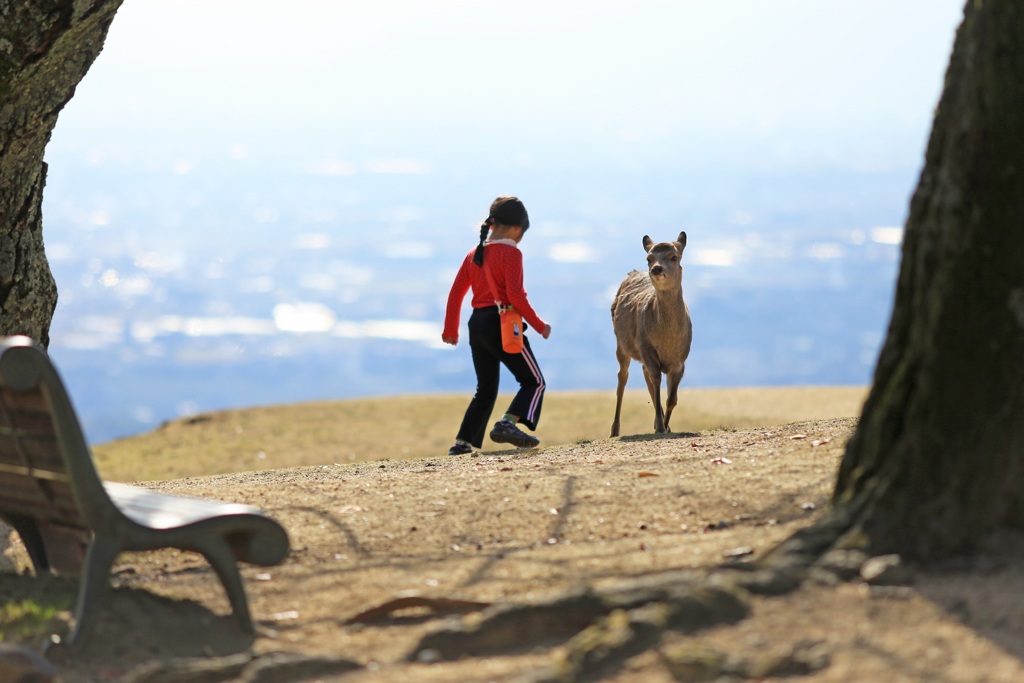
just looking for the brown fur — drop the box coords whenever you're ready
[610,232,693,437]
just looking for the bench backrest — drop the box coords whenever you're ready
[0,337,112,532]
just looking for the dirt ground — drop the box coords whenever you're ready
[9,418,1024,682]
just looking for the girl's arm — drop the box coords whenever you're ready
[442,255,472,344]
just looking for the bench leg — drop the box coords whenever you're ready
[198,539,255,634]
[67,536,119,648]
[3,514,50,572]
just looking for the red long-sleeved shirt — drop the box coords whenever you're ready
[443,240,547,344]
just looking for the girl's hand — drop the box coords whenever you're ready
[541,324,552,340]
[442,335,458,346]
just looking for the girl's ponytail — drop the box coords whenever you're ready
[472,219,491,266]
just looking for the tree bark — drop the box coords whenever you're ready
[833,0,1024,559]
[1,0,123,347]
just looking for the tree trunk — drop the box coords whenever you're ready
[833,0,1024,559]
[0,0,123,347]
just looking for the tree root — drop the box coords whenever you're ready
[408,575,750,681]
[408,505,873,681]
[656,639,831,682]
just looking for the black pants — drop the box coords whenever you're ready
[456,306,546,448]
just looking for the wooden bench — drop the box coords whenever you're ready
[0,336,290,647]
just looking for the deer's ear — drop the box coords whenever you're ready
[676,232,687,252]
[642,235,654,252]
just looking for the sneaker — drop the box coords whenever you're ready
[448,442,474,456]
[489,420,540,448]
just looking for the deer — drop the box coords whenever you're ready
[610,232,692,437]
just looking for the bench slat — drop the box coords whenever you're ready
[0,410,55,437]
[0,383,64,475]
[104,482,263,530]
[0,386,57,436]
[1,387,49,413]
[0,434,65,473]
[0,472,83,526]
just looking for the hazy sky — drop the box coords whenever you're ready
[42,1,968,440]
[56,0,964,157]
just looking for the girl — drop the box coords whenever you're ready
[442,196,552,455]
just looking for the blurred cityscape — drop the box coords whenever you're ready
[42,133,910,443]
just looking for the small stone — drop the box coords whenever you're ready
[860,554,914,586]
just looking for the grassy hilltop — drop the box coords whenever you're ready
[93,387,867,482]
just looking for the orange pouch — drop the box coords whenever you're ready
[500,307,524,354]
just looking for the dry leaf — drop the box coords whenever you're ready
[711,457,732,464]
[789,434,807,440]
[811,438,832,447]
[638,471,659,478]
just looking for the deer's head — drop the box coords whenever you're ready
[642,232,687,291]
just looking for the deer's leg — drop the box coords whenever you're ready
[664,364,684,433]
[641,362,665,433]
[611,346,630,437]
